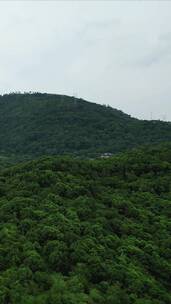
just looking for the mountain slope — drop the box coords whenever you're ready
[0,92,171,157]
[0,143,170,303]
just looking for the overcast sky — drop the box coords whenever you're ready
[0,1,171,120]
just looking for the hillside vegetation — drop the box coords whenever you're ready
[0,143,170,303]
[0,93,171,157]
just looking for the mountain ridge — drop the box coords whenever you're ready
[0,92,170,157]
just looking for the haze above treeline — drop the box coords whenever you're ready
[1,1,171,120]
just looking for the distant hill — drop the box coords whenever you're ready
[0,92,170,157]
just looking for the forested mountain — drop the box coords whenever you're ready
[0,92,171,157]
[0,143,170,303]
[0,93,171,303]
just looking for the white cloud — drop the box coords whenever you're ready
[0,1,171,120]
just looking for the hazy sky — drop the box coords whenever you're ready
[0,1,171,120]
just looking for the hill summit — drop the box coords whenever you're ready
[0,92,170,157]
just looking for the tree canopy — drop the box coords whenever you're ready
[0,143,170,303]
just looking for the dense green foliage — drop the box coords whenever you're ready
[0,154,31,169]
[0,143,170,303]
[0,92,171,157]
